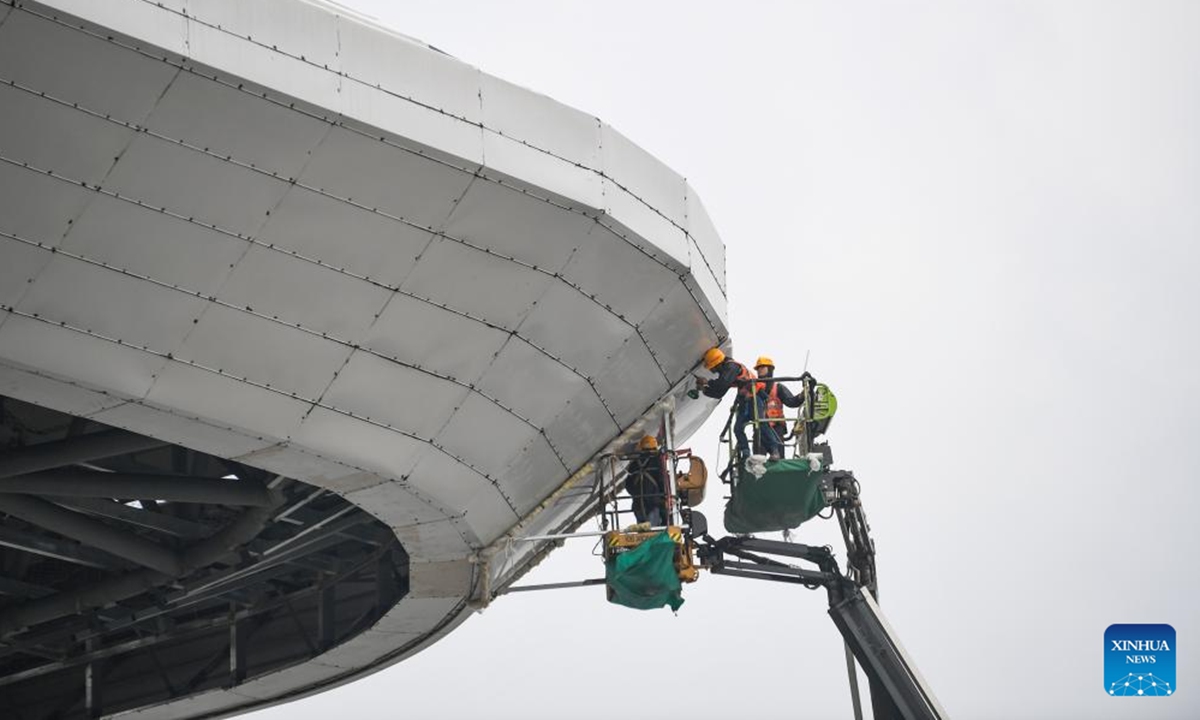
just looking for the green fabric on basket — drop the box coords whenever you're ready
[724,458,829,534]
[605,532,684,611]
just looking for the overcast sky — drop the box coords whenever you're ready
[247,2,1200,718]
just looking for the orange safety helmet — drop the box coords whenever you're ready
[638,435,659,451]
[703,347,726,370]
[755,356,775,369]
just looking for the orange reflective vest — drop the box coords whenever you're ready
[764,383,784,419]
[734,362,758,397]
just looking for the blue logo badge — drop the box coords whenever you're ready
[1105,624,1175,696]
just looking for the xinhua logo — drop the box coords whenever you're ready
[1105,624,1175,697]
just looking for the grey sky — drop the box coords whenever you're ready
[248,2,1200,718]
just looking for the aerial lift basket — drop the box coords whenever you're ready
[724,457,829,534]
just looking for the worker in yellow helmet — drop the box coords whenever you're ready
[695,347,782,459]
[626,435,667,526]
[753,356,806,457]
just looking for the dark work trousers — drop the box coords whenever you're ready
[734,394,783,458]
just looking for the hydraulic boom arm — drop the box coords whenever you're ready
[696,536,946,720]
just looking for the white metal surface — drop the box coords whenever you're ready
[0,0,729,716]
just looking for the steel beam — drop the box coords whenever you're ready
[0,636,63,661]
[180,512,367,602]
[0,611,230,688]
[0,525,120,570]
[0,576,54,599]
[229,605,246,686]
[376,550,398,615]
[85,638,103,719]
[0,470,272,506]
[0,569,167,638]
[0,495,182,575]
[0,556,391,689]
[317,585,335,652]
[0,430,167,479]
[505,578,606,593]
[51,497,213,539]
[278,505,385,546]
[0,502,278,637]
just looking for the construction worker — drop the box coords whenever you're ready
[695,348,783,460]
[626,435,667,527]
[754,356,805,457]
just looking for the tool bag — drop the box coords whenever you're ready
[604,532,685,611]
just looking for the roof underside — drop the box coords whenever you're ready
[0,0,729,716]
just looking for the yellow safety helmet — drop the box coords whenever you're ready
[755,356,775,369]
[703,347,726,370]
[638,435,659,451]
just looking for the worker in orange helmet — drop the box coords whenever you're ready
[695,347,783,460]
[626,435,667,526]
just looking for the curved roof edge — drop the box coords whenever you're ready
[34,0,727,327]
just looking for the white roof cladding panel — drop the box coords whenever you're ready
[441,178,593,273]
[400,238,555,331]
[480,132,603,210]
[0,364,128,421]
[255,187,436,289]
[320,352,472,439]
[141,70,332,180]
[437,391,541,481]
[186,0,342,71]
[543,382,622,471]
[103,134,292,237]
[601,179,691,273]
[686,184,728,292]
[560,224,685,326]
[336,12,483,124]
[17,255,206,353]
[474,337,589,428]
[24,0,188,55]
[144,362,311,439]
[405,451,520,544]
[338,80,486,168]
[298,126,477,229]
[172,303,354,401]
[600,123,689,230]
[592,336,672,428]
[0,9,180,121]
[480,74,602,168]
[89,401,276,460]
[0,84,137,187]
[0,160,95,247]
[518,281,639,379]
[500,433,567,516]
[362,294,511,387]
[290,408,428,479]
[640,283,722,384]
[686,238,729,327]
[215,244,393,342]
[60,194,249,296]
[185,19,342,112]
[0,242,53,309]
[0,318,168,400]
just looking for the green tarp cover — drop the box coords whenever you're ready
[724,458,829,534]
[605,532,684,611]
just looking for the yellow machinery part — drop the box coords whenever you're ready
[603,527,699,584]
[676,456,708,506]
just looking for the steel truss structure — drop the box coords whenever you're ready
[0,396,408,719]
